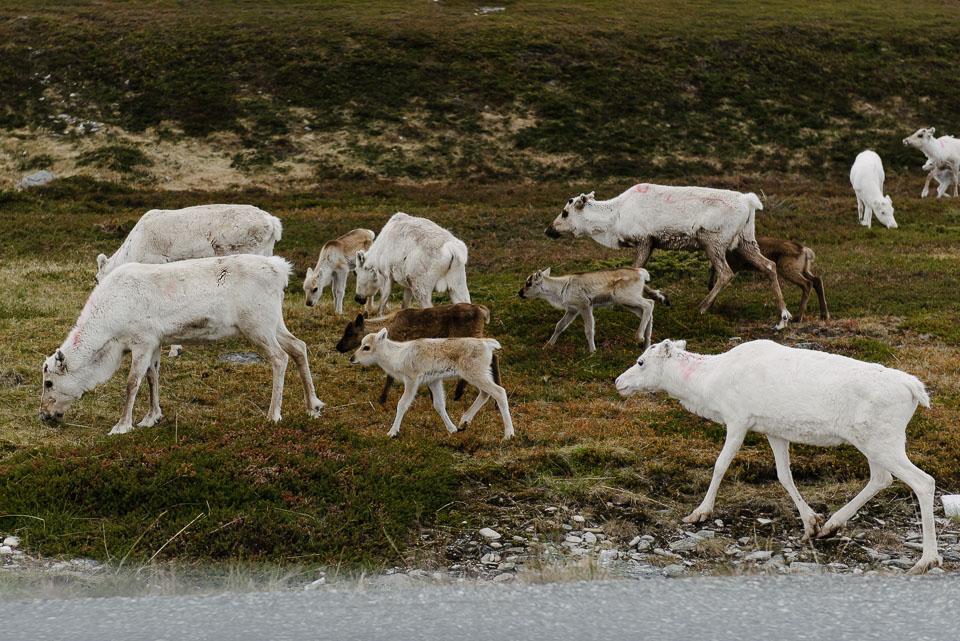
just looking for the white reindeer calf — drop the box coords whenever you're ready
[922,159,953,199]
[903,127,960,198]
[349,328,513,439]
[519,267,656,353]
[615,339,938,573]
[303,228,376,314]
[40,255,325,435]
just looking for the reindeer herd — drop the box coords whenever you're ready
[36,130,951,573]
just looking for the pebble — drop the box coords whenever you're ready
[303,577,326,590]
[572,515,585,524]
[756,518,773,525]
[489,542,502,549]
[790,562,823,574]
[738,536,751,545]
[564,535,582,544]
[492,573,514,583]
[0,546,12,556]
[640,535,655,541]
[668,537,701,552]
[3,536,19,548]
[694,530,715,539]
[582,532,597,544]
[480,552,501,565]
[662,564,686,578]
[745,550,773,562]
[479,528,501,541]
[496,562,515,572]
[903,542,924,551]
[714,519,724,528]
[864,548,891,562]
[654,548,681,558]
[928,567,945,576]
[629,536,642,547]
[635,539,651,552]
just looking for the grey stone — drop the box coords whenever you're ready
[882,558,914,571]
[304,577,326,590]
[583,532,597,544]
[492,573,513,582]
[927,567,945,576]
[668,537,701,552]
[662,564,686,578]
[790,562,823,574]
[0,546,12,556]
[629,536,642,547]
[16,170,56,190]
[864,548,891,562]
[564,535,582,545]
[479,528,501,541]
[695,530,715,539]
[635,540,651,552]
[2,536,19,548]
[745,550,773,562]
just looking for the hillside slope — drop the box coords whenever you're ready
[2,1,959,188]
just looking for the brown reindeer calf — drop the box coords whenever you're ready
[709,236,829,321]
[335,303,500,403]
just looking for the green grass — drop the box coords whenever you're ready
[1,176,958,568]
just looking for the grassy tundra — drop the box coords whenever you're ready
[0,0,959,571]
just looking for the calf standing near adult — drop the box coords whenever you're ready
[349,329,513,439]
[354,212,470,315]
[303,228,376,314]
[519,267,656,352]
[40,255,325,435]
[335,303,498,404]
[615,339,938,573]
[545,184,793,330]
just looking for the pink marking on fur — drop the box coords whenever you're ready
[71,294,97,346]
[677,355,703,381]
[664,193,733,211]
[635,184,651,194]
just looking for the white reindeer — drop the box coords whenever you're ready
[303,228,376,314]
[545,184,793,330]
[849,151,897,229]
[615,339,938,574]
[922,159,953,198]
[518,267,655,352]
[40,255,324,435]
[349,328,513,439]
[903,127,960,198]
[96,204,283,281]
[354,212,470,315]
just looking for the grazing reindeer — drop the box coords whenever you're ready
[545,184,793,330]
[335,303,499,404]
[96,203,284,358]
[616,339,938,574]
[354,212,470,315]
[708,236,829,321]
[849,151,897,229]
[519,267,656,352]
[349,328,514,439]
[40,255,324,435]
[303,228,376,314]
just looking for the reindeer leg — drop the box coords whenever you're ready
[736,239,792,330]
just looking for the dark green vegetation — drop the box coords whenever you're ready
[1,1,960,181]
[1,176,958,567]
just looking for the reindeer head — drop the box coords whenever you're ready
[303,261,335,307]
[873,195,898,229]
[353,250,380,304]
[518,268,551,299]
[39,349,83,422]
[545,192,595,238]
[903,127,936,149]
[349,327,388,366]
[615,339,687,397]
[336,313,366,353]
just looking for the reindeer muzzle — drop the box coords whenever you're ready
[354,295,367,305]
[544,226,561,239]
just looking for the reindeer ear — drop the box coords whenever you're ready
[55,349,65,369]
[673,339,687,351]
[305,266,314,279]
[542,267,551,277]
[929,127,936,134]
[354,313,364,327]
[576,194,588,208]
[96,254,107,270]
[356,250,365,266]
[375,327,388,342]
[586,191,595,200]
